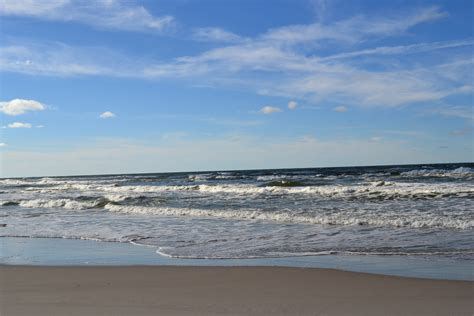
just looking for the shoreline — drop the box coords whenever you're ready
[1,265,472,316]
[2,234,472,315]
[1,237,473,281]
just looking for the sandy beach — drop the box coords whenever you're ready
[0,266,472,316]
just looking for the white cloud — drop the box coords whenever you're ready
[0,6,469,111]
[99,111,116,119]
[0,42,131,77]
[0,143,6,147]
[0,98,45,115]
[0,0,68,15]
[311,0,330,23]
[320,39,474,61]
[334,106,347,112]
[260,106,282,114]
[429,106,473,120]
[275,60,471,107]
[36,125,44,128]
[262,6,446,45]
[6,122,32,128]
[0,0,174,33]
[137,7,464,108]
[193,27,243,43]
[288,101,297,110]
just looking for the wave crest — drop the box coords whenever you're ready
[104,204,473,230]
[17,198,109,210]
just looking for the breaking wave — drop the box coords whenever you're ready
[4,196,472,229]
[400,167,474,178]
[17,198,110,210]
[2,164,472,262]
[104,204,473,230]
[27,182,474,200]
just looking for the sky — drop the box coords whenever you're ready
[0,0,472,177]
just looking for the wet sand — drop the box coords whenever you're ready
[0,266,472,315]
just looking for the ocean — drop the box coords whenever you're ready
[1,163,473,262]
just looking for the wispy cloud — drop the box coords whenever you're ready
[273,60,472,107]
[193,27,244,43]
[310,0,330,23]
[428,106,473,121]
[0,0,174,33]
[0,41,148,77]
[140,7,466,107]
[0,143,6,147]
[0,6,470,111]
[0,98,45,115]
[320,39,474,61]
[261,6,446,45]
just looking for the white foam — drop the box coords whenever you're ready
[369,181,394,187]
[401,167,474,178]
[11,188,473,230]
[256,175,285,181]
[19,198,106,210]
[154,248,338,259]
[104,204,473,229]
[0,179,33,186]
[23,181,474,202]
[103,194,130,202]
[188,173,214,181]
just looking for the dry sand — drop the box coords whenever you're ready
[0,266,472,315]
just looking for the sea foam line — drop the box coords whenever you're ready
[104,204,473,230]
[4,196,473,229]
[21,181,474,200]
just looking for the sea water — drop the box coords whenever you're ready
[1,163,473,264]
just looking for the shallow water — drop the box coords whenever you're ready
[0,163,473,261]
[1,237,472,281]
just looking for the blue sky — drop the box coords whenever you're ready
[0,0,472,177]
